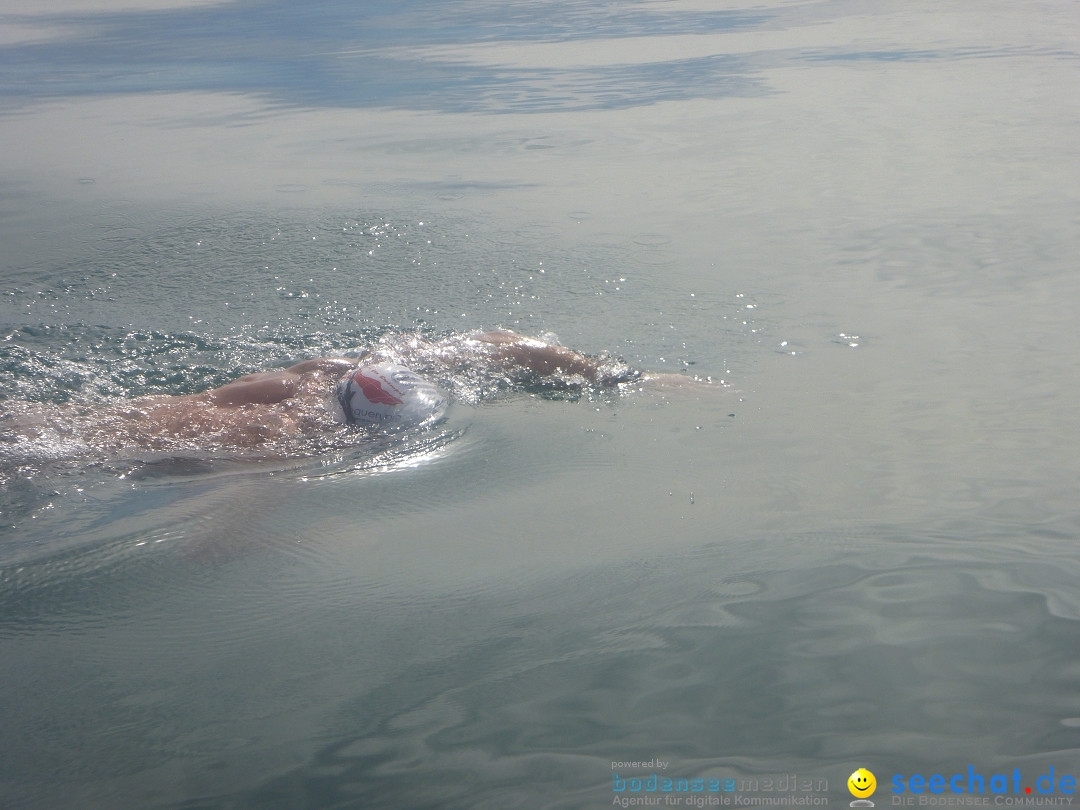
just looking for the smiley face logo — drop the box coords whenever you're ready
[848,768,877,798]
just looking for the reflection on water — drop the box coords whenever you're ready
[6,521,1080,808]
[0,0,770,112]
[3,0,1080,807]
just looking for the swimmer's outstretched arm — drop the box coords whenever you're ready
[469,331,710,388]
[471,330,614,383]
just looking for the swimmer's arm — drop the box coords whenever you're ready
[206,357,355,406]
[471,332,712,389]
[471,330,609,383]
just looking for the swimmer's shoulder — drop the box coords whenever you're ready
[283,357,358,376]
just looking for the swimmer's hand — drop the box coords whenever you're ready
[639,372,724,392]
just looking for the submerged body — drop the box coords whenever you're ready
[3,331,662,455]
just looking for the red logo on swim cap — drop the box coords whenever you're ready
[352,369,403,406]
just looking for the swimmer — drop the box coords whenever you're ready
[4,331,689,453]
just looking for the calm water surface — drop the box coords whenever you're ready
[2,0,1080,807]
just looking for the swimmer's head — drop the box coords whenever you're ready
[335,362,448,429]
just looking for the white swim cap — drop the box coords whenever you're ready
[335,362,448,429]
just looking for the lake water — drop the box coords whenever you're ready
[2,0,1080,807]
